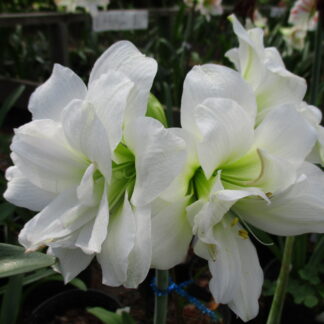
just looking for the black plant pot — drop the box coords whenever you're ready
[28,288,120,324]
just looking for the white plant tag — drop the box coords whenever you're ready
[92,10,149,32]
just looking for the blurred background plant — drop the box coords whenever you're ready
[0,0,323,323]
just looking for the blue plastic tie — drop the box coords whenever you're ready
[150,277,218,322]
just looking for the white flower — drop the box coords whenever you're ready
[55,0,109,15]
[184,0,223,20]
[4,41,186,288]
[151,63,324,321]
[227,15,324,165]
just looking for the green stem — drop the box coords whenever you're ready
[266,236,295,324]
[153,269,169,324]
[310,9,323,105]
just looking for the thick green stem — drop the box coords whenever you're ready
[310,9,323,105]
[266,236,295,324]
[154,269,169,324]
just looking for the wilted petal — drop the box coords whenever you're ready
[151,196,192,269]
[125,117,186,206]
[48,246,93,283]
[181,64,257,135]
[208,217,263,322]
[29,64,87,121]
[194,98,254,178]
[11,119,87,193]
[235,162,324,236]
[4,166,56,211]
[97,193,136,286]
[62,100,112,180]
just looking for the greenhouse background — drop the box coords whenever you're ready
[0,0,324,323]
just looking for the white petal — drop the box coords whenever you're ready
[29,64,87,121]
[248,149,297,194]
[256,48,306,110]
[18,189,96,251]
[125,117,186,206]
[194,98,254,178]
[235,162,324,236]
[151,196,192,269]
[89,41,157,123]
[208,217,263,322]
[62,100,112,180]
[192,174,268,243]
[87,71,134,151]
[97,193,136,286]
[11,119,87,193]
[75,183,109,254]
[48,247,93,283]
[4,166,56,211]
[255,105,317,164]
[181,64,257,135]
[124,204,152,288]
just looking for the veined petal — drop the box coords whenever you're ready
[28,64,87,121]
[97,192,136,286]
[18,189,96,251]
[248,149,297,194]
[75,183,109,254]
[151,196,192,269]
[4,166,56,211]
[11,119,87,193]
[87,71,134,151]
[194,98,254,178]
[235,162,324,236]
[208,216,263,322]
[62,100,112,181]
[48,247,93,283]
[181,64,257,135]
[125,204,152,288]
[255,105,317,164]
[89,41,157,123]
[125,117,186,206]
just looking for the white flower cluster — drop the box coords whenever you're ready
[4,15,324,322]
[184,0,223,20]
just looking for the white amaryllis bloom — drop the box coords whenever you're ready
[184,0,223,20]
[55,0,109,15]
[226,15,324,165]
[4,41,186,288]
[151,63,324,322]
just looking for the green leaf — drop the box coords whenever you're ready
[121,312,136,324]
[0,243,55,278]
[43,273,87,291]
[146,93,168,128]
[0,268,56,295]
[304,295,318,308]
[87,307,122,324]
[0,85,25,129]
[0,275,23,324]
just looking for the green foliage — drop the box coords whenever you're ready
[146,93,168,127]
[263,235,324,309]
[0,243,56,278]
[87,307,136,324]
[0,275,23,324]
